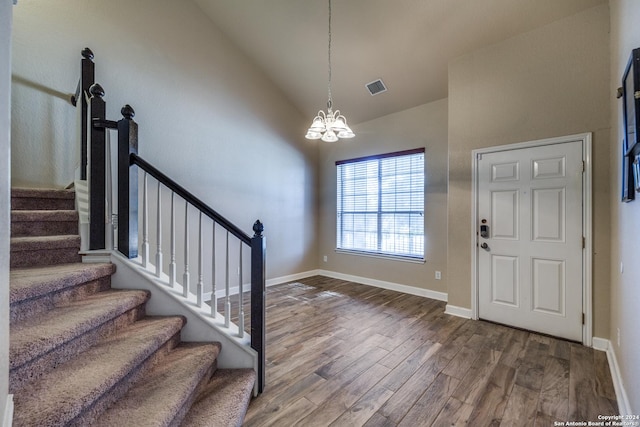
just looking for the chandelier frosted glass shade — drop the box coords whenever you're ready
[305,108,355,142]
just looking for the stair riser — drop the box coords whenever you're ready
[10,304,147,393]
[12,220,78,237]
[92,343,221,427]
[11,247,82,268]
[66,333,182,427]
[167,360,217,427]
[10,275,111,322]
[183,369,256,427]
[192,360,219,403]
[11,196,75,211]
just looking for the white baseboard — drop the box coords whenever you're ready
[3,395,13,427]
[591,336,609,352]
[316,269,448,301]
[206,270,322,300]
[592,337,632,415]
[444,304,472,319]
[267,270,322,287]
[205,268,448,303]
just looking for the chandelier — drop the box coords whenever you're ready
[305,0,355,142]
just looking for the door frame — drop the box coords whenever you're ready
[471,133,592,346]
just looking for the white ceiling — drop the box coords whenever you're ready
[194,0,605,125]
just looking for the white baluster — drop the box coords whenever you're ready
[197,212,204,307]
[238,243,244,337]
[105,132,114,251]
[210,224,217,318]
[141,173,149,268]
[183,203,190,298]
[225,231,230,328]
[155,182,163,277]
[169,192,176,286]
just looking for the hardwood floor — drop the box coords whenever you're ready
[221,276,618,426]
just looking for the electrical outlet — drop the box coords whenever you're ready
[620,262,624,274]
[323,255,328,262]
[617,328,621,347]
[435,271,441,280]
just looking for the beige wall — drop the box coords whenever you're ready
[447,4,611,337]
[11,0,318,280]
[1,1,12,423]
[609,0,640,414]
[318,99,448,294]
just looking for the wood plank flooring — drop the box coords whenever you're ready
[220,275,618,426]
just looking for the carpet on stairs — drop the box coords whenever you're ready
[9,187,256,426]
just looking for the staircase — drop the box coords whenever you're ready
[8,188,256,426]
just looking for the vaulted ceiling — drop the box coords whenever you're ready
[194,0,606,125]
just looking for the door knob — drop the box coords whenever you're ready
[480,242,489,250]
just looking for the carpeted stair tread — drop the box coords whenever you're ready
[10,235,81,268]
[12,316,186,427]
[10,289,150,370]
[10,263,115,306]
[11,188,75,211]
[94,342,222,427]
[11,209,78,221]
[181,368,256,427]
[11,187,76,199]
[11,209,79,237]
[10,234,81,250]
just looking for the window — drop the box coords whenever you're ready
[336,148,425,260]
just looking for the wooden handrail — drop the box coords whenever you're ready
[130,154,252,245]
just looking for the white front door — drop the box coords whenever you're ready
[477,141,583,341]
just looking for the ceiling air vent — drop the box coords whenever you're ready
[366,79,387,96]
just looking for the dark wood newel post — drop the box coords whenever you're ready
[79,48,94,181]
[251,219,266,393]
[118,105,139,259]
[89,83,106,250]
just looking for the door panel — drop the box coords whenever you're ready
[532,258,565,315]
[492,191,519,239]
[532,188,565,242]
[492,162,520,181]
[533,156,566,179]
[478,141,583,341]
[491,255,519,306]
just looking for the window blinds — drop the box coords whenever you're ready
[336,148,425,259]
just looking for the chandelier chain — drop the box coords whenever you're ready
[327,0,332,109]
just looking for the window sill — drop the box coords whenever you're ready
[335,249,426,264]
